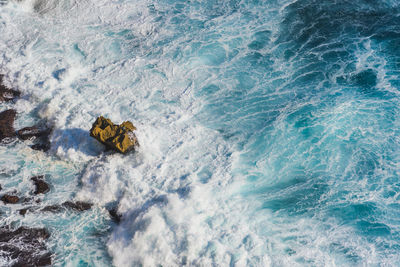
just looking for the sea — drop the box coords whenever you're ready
[1,0,400,266]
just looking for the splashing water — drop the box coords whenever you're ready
[1,0,400,266]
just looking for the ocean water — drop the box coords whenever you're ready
[1,0,400,266]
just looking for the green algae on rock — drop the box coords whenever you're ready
[89,116,139,153]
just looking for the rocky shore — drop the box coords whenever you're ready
[0,74,127,266]
[0,226,52,266]
[0,75,54,266]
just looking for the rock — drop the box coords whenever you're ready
[0,109,16,142]
[17,126,51,141]
[31,142,51,152]
[0,76,20,102]
[21,197,33,203]
[16,125,52,152]
[90,116,139,153]
[19,208,28,216]
[1,194,19,204]
[0,87,20,102]
[31,175,50,195]
[41,205,62,213]
[0,226,51,266]
[62,201,93,211]
[108,207,122,223]
[41,201,93,213]
[16,124,52,152]
[0,226,50,242]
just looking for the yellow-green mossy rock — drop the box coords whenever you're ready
[90,116,139,153]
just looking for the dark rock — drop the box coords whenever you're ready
[21,197,33,203]
[0,184,2,191]
[0,226,51,266]
[41,205,63,213]
[0,109,16,142]
[62,201,93,211]
[30,141,51,152]
[108,207,122,223]
[19,208,28,216]
[16,124,52,152]
[0,226,49,243]
[0,76,20,102]
[17,126,51,141]
[0,88,20,102]
[1,194,19,204]
[41,201,92,213]
[31,175,50,195]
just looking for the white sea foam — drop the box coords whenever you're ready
[0,1,272,265]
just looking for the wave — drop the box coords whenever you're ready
[1,0,400,266]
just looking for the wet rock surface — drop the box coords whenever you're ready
[0,87,20,102]
[41,205,63,213]
[41,201,93,213]
[1,194,19,204]
[108,207,122,223]
[0,76,20,102]
[0,75,99,266]
[90,116,139,153]
[0,109,16,142]
[15,123,52,152]
[0,226,51,266]
[31,176,50,195]
[18,208,29,216]
[30,142,51,152]
[21,125,52,152]
[17,126,51,141]
[62,201,93,211]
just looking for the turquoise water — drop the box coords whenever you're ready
[1,0,400,265]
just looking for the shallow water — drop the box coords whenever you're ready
[1,0,400,266]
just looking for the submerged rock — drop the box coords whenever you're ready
[19,208,29,216]
[18,207,36,216]
[17,125,53,152]
[0,226,51,266]
[1,194,19,204]
[41,205,63,213]
[108,207,122,223]
[0,76,20,102]
[90,116,139,153]
[17,126,51,141]
[31,175,50,195]
[41,201,93,213]
[31,142,51,152]
[62,201,93,211]
[0,87,20,102]
[0,226,50,241]
[0,109,16,142]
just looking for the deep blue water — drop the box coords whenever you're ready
[194,0,400,264]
